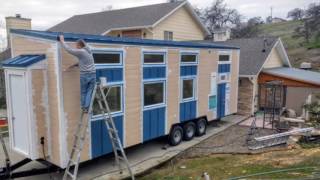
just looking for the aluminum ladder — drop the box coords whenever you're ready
[63,77,134,180]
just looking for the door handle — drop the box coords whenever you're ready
[12,116,15,121]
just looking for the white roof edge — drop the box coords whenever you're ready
[277,38,292,67]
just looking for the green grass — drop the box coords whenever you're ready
[139,149,320,180]
[258,20,305,49]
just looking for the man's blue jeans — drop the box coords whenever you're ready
[80,72,96,109]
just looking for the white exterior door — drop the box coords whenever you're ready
[9,73,30,156]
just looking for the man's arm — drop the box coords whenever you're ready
[59,35,83,57]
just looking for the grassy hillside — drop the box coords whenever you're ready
[257,20,320,70]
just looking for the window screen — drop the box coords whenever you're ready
[93,86,122,115]
[93,53,121,64]
[219,55,230,61]
[164,31,173,41]
[144,54,165,64]
[181,54,197,63]
[144,82,164,106]
[182,79,194,99]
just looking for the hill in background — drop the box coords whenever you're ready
[257,20,320,71]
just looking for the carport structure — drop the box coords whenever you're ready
[258,67,320,115]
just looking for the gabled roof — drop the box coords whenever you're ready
[194,37,291,76]
[48,1,209,35]
[263,67,320,86]
[11,29,239,50]
[2,54,46,68]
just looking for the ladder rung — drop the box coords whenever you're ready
[67,171,75,178]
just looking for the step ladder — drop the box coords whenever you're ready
[63,77,134,180]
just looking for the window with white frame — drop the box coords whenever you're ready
[181,54,197,63]
[182,79,195,100]
[93,52,122,65]
[144,82,164,107]
[93,85,122,115]
[219,54,230,62]
[164,31,173,41]
[143,53,165,64]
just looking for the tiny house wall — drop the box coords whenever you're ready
[9,31,239,168]
[10,34,63,166]
[61,42,239,164]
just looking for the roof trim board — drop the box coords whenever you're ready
[11,29,239,50]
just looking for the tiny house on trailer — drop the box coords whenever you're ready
[2,29,239,169]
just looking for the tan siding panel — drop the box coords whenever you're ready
[229,50,239,114]
[153,7,205,41]
[167,49,179,133]
[264,47,284,68]
[124,47,142,147]
[198,49,218,120]
[11,35,61,166]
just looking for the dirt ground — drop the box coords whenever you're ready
[139,123,320,180]
[180,123,285,158]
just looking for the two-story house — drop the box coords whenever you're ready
[49,1,209,41]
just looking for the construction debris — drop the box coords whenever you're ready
[248,127,314,150]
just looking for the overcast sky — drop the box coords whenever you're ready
[0,0,317,49]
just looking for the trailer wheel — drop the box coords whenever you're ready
[196,118,207,136]
[169,126,183,146]
[183,122,196,141]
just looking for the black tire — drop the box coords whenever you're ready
[183,122,196,141]
[196,118,207,136]
[168,125,183,146]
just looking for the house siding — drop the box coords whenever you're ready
[11,35,60,166]
[152,7,205,41]
[264,47,284,69]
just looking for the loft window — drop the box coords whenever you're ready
[164,31,173,41]
[181,54,197,63]
[93,53,122,64]
[93,86,122,115]
[182,79,194,100]
[144,82,164,106]
[219,54,230,62]
[144,53,165,64]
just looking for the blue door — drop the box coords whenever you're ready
[217,83,226,118]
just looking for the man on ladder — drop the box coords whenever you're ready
[59,35,134,180]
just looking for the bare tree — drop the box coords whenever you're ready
[199,0,242,35]
[231,17,263,38]
[287,8,305,20]
[293,3,320,43]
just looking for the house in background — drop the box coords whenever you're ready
[49,1,209,41]
[199,36,320,116]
